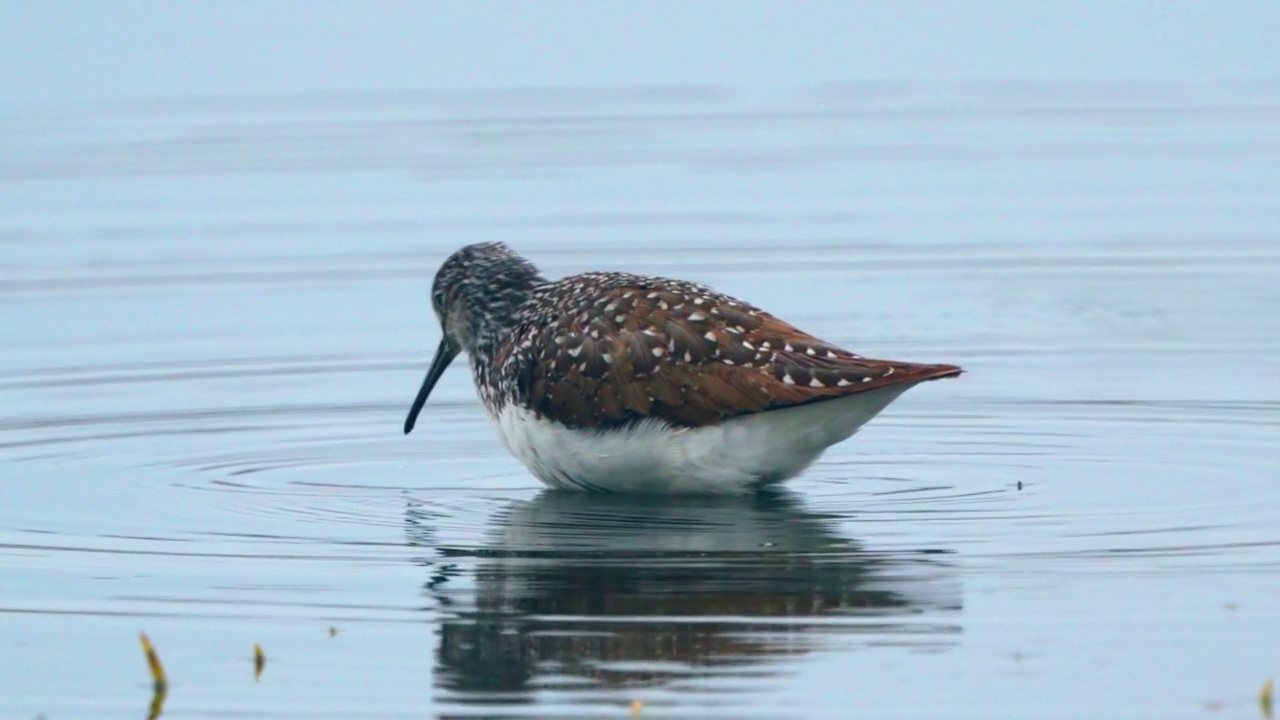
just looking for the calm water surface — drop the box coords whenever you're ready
[2,84,1279,718]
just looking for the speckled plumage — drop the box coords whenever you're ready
[405,242,962,493]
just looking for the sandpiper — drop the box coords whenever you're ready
[404,242,961,493]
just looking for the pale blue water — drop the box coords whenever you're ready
[3,4,1280,719]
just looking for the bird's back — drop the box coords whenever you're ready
[487,271,961,431]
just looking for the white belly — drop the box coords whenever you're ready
[488,384,915,493]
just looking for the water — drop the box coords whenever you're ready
[2,74,1279,719]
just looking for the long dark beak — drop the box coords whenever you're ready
[404,337,460,435]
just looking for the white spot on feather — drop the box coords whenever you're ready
[688,312,706,321]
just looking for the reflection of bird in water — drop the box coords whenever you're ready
[407,490,962,699]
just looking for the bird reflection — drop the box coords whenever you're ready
[407,489,961,700]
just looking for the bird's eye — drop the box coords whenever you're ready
[432,288,446,311]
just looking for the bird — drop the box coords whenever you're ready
[404,242,962,493]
